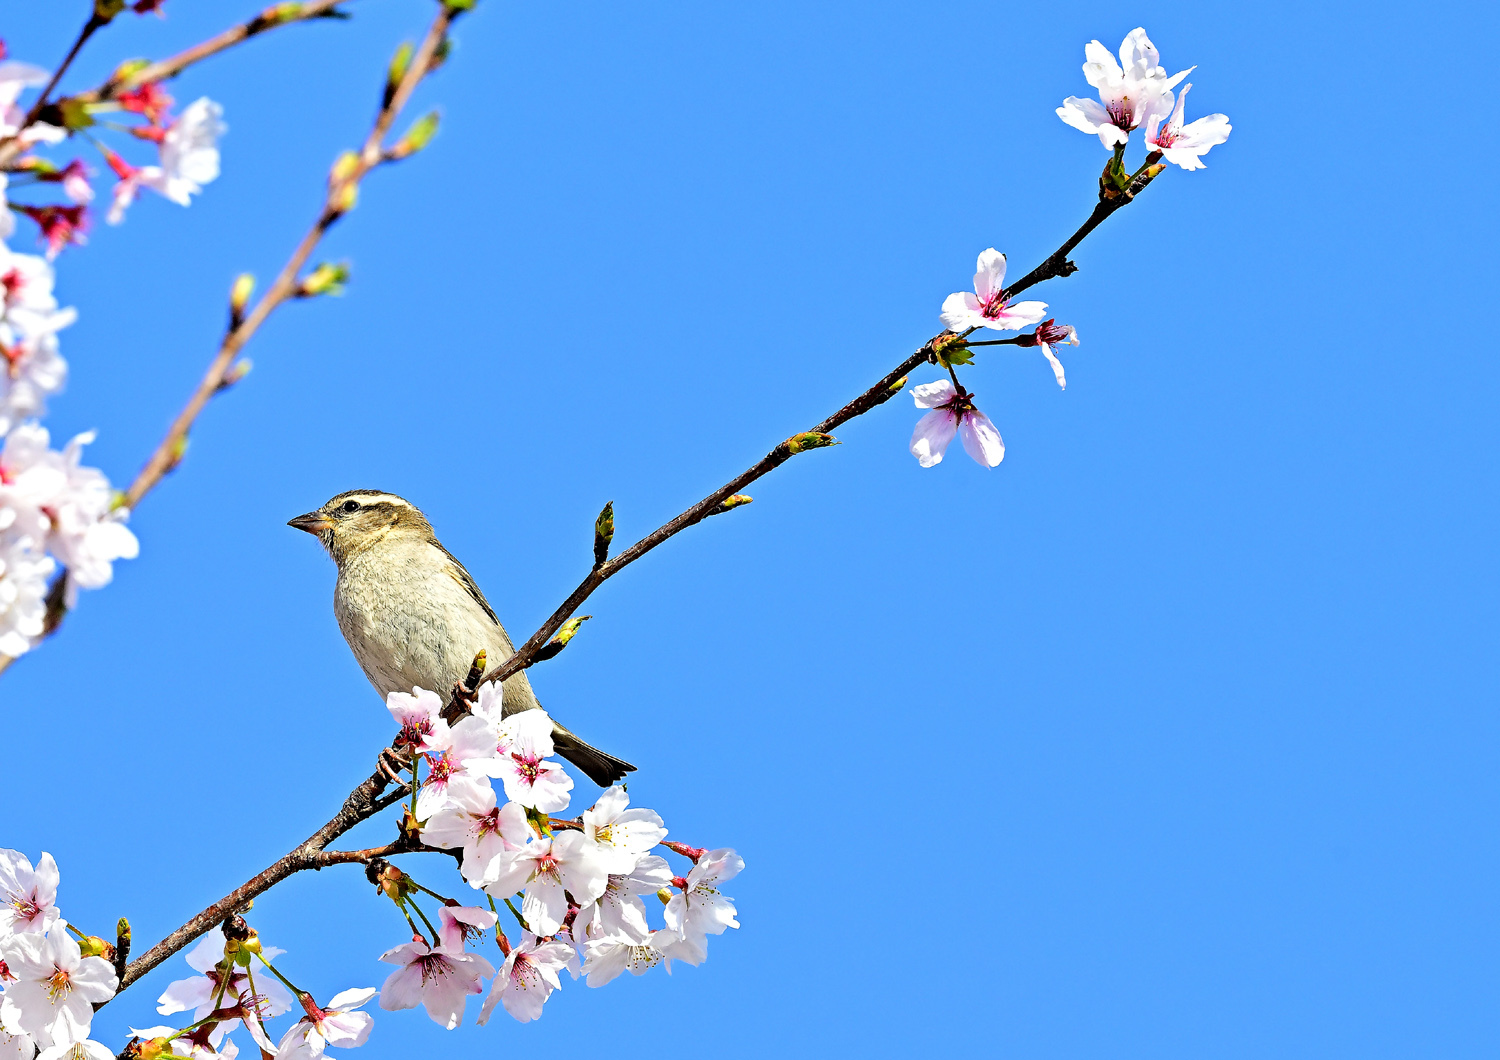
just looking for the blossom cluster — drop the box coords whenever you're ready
[907,27,1228,471]
[0,848,120,1060]
[0,45,229,660]
[384,684,743,1025]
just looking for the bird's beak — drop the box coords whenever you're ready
[287,511,333,535]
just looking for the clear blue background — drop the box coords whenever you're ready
[4,1,1497,1056]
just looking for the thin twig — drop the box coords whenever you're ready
[20,13,107,131]
[0,1,353,170]
[0,2,455,677]
[476,192,1150,692]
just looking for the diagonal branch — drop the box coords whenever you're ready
[475,190,1153,692]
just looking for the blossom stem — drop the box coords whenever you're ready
[409,880,456,905]
[405,896,441,947]
[255,952,310,999]
[963,338,1026,347]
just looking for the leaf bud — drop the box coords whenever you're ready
[110,58,152,87]
[266,2,305,24]
[229,272,254,317]
[94,0,128,22]
[384,41,414,108]
[387,111,440,161]
[706,494,752,517]
[524,806,554,837]
[219,359,252,391]
[328,150,359,190]
[593,501,614,566]
[535,616,591,661]
[785,431,839,454]
[297,261,350,298]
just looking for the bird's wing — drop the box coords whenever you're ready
[439,544,501,626]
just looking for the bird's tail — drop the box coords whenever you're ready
[552,728,636,787]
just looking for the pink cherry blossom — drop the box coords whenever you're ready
[1143,83,1231,171]
[468,709,573,813]
[385,687,450,754]
[414,716,495,821]
[573,854,672,946]
[908,380,1004,469]
[377,935,493,1030]
[939,249,1048,334]
[420,785,530,887]
[1017,319,1079,390]
[476,933,575,1025]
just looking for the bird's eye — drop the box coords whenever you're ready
[341,500,360,514]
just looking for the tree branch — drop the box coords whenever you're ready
[476,190,1150,691]
[0,2,456,677]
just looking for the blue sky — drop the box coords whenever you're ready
[4,1,1499,1057]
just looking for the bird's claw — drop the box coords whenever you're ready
[376,745,414,788]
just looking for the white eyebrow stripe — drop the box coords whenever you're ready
[339,493,413,508]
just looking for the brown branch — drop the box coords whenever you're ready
[107,776,415,999]
[0,3,457,678]
[476,189,1153,691]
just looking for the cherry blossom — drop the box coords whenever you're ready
[155,936,293,1035]
[574,854,672,945]
[0,1022,34,1060]
[0,924,117,1046]
[0,535,52,658]
[273,987,376,1060]
[105,99,225,225]
[484,831,608,937]
[128,1026,239,1060]
[1143,83,1231,171]
[34,1041,112,1060]
[0,62,47,143]
[437,905,497,952]
[476,933,574,1025]
[908,379,1004,469]
[421,785,530,886]
[385,687,450,754]
[0,248,76,339]
[1056,27,1190,148]
[581,786,666,874]
[468,709,573,813]
[377,935,493,1030]
[414,716,495,821]
[1017,319,1079,390]
[939,249,1048,334]
[14,208,85,261]
[580,929,704,987]
[0,329,68,435]
[0,850,59,937]
[663,848,743,947]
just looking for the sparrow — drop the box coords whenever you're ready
[288,489,634,786]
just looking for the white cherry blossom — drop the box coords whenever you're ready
[0,535,53,658]
[574,854,672,946]
[477,933,574,1025]
[1056,27,1190,148]
[155,935,293,1033]
[377,935,492,1030]
[273,987,376,1060]
[107,98,226,225]
[1143,83,1231,171]
[484,831,607,937]
[908,379,1004,468]
[939,249,1047,334]
[0,924,117,1046]
[663,848,743,947]
[34,1041,111,1060]
[0,850,59,936]
[0,249,75,340]
[1021,319,1078,390]
[581,787,666,875]
[0,328,68,436]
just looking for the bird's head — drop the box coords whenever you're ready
[288,490,435,565]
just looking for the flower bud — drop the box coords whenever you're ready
[94,0,127,22]
[656,888,673,906]
[661,840,706,862]
[328,150,359,190]
[139,1038,171,1060]
[77,935,110,958]
[219,359,252,390]
[228,273,254,324]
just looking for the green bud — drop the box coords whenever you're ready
[328,150,359,188]
[57,99,94,132]
[94,0,127,21]
[386,41,414,103]
[269,2,305,23]
[786,431,839,454]
[939,344,975,367]
[446,0,479,10]
[656,888,673,905]
[887,375,908,392]
[77,935,109,958]
[707,494,753,517]
[111,58,152,87]
[229,273,254,316]
[387,111,440,161]
[593,501,614,566]
[298,261,351,298]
